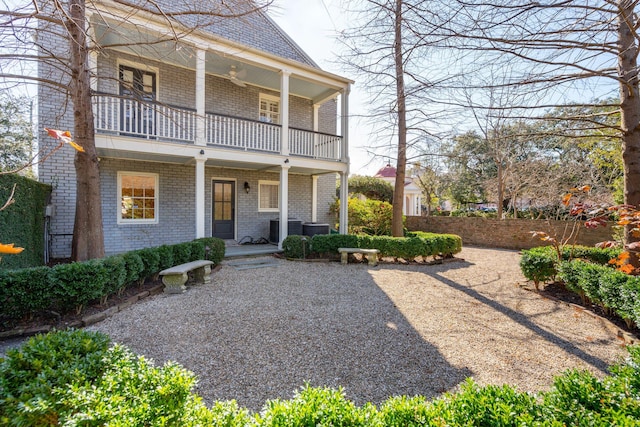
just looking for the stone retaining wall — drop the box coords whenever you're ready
[406,216,615,250]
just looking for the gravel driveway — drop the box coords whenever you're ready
[86,247,628,411]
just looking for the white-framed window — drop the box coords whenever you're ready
[259,94,280,124]
[258,180,279,212]
[118,172,159,224]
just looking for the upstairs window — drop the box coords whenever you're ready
[259,94,280,124]
[118,172,159,224]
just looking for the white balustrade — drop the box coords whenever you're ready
[93,94,342,160]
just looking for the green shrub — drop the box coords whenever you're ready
[519,247,558,288]
[134,247,161,281]
[194,237,225,264]
[3,330,640,426]
[378,395,430,426]
[282,235,311,259]
[120,251,144,287]
[0,266,50,321]
[0,330,213,426]
[0,329,111,426]
[429,379,539,426]
[101,255,128,296]
[188,240,206,262]
[61,347,203,426]
[157,245,175,271]
[256,385,371,426]
[311,234,360,254]
[172,243,192,265]
[205,401,253,426]
[519,245,623,287]
[49,260,109,313]
[557,259,640,327]
[310,233,461,260]
[557,261,584,296]
[330,198,397,236]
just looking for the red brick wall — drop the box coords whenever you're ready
[406,216,615,250]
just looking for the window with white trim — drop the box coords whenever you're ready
[259,94,280,124]
[258,180,279,212]
[118,172,159,223]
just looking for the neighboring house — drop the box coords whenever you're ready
[38,1,352,257]
[374,164,422,216]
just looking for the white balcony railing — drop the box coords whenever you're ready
[92,93,343,161]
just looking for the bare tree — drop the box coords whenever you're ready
[0,0,271,260]
[438,0,640,263]
[339,0,456,236]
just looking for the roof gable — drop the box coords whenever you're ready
[135,0,318,68]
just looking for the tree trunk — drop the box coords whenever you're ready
[618,0,640,267]
[67,0,105,261]
[392,0,407,237]
[497,162,504,219]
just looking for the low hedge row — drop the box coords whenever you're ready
[519,245,622,287]
[2,329,640,426]
[557,260,640,327]
[282,232,462,260]
[518,245,640,327]
[0,238,225,323]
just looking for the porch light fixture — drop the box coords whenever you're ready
[244,181,250,193]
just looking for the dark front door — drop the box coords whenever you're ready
[119,65,157,137]
[212,180,235,240]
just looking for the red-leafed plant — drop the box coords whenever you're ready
[532,185,640,275]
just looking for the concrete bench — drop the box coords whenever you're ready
[159,260,214,294]
[338,247,380,267]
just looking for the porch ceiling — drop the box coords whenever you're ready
[96,146,344,176]
[92,17,342,103]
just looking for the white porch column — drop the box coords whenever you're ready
[88,51,98,91]
[312,104,320,157]
[278,165,290,249]
[280,70,290,156]
[195,49,206,146]
[339,171,348,234]
[313,104,320,131]
[340,85,350,162]
[311,175,318,223]
[195,158,206,238]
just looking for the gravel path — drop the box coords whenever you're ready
[83,247,628,411]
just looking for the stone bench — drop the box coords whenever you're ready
[338,247,380,267]
[159,260,214,294]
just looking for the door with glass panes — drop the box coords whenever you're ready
[212,180,235,239]
[119,65,156,137]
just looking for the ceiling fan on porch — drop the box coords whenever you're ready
[224,65,247,87]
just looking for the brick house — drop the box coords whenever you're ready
[38,1,352,257]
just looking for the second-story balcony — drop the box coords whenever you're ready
[92,93,344,162]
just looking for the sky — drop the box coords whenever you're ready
[270,0,382,176]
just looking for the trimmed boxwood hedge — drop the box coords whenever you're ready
[0,238,225,324]
[1,329,640,426]
[519,245,640,327]
[284,232,462,260]
[519,245,623,286]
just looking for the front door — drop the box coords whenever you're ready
[212,180,235,240]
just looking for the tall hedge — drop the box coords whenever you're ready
[0,174,51,269]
